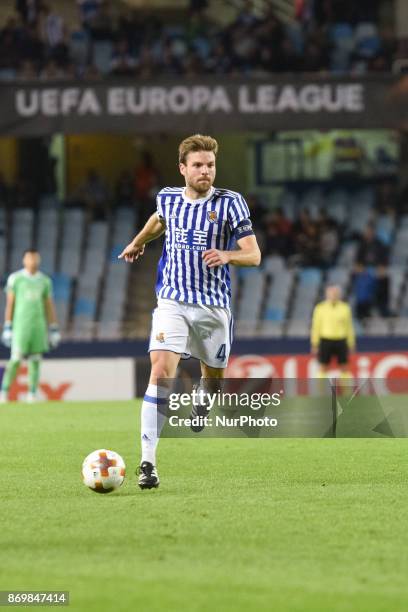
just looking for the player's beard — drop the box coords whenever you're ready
[189,177,213,195]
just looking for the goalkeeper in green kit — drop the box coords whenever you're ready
[1,250,61,403]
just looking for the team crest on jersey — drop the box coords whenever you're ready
[207,210,218,223]
[156,332,165,343]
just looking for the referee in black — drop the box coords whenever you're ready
[311,285,355,381]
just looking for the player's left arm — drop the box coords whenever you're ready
[44,291,61,348]
[44,296,58,326]
[202,235,261,268]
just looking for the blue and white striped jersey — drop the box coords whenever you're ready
[155,186,252,309]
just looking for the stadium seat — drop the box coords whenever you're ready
[59,208,85,277]
[74,297,96,317]
[337,241,358,266]
[265,307,285,321]
[389,267,405,311]
[258,321,284,337]
[235,268,265,324]
[285,320,310,337]
[364,318,390,336]
[37,208,59,274]
[52,273,72,302]
[291,269,322,321]
[326,267,350,291]
[393,318,408,335]
[263,255,285,275]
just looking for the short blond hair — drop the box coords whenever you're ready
[178,134,218,165]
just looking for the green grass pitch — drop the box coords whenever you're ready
[1,400,408,612]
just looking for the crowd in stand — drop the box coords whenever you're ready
[0,150,160,224]
[0,0,402,81]
[248,182,398,319]
[0,163,401,319]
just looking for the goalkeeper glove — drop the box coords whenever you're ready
[49,324,61,348]
[1,322,12,348]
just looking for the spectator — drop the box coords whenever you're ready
[269,206,292,235]
[40,3,65,49]
[87,2,114,42]
[320,220,339,266]
[77,168,110,220]
[264,219,290,257]
[134,151,160,224]
[353,262,377,319]
[0,29,20,79]
[40,58,66,79]
[356,224,389,266]
[110,39,136,76]
[375,265,390,317]
[0,0,399,79]
[234,0,259,28]
[136,44,155,78]
[19,23,45,66]
[16,0,41,26]
[115,170,135,207]
[77,0,102,28]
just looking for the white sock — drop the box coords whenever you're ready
[140,384,168,466]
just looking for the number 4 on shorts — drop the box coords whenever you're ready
[216,344,226,361]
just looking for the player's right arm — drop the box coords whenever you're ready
[118,213,166,263]
[4,291,15,323]
[310,304,321,355]
[1,286,15,347]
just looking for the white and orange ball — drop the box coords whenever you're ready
[82,449,126,494]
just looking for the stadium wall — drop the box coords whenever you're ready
[1,344,407,401]
[0,337,405,359]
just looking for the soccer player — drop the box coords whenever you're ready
[119,134,261,489]
[1,249,61,403]
[311,285,355,380]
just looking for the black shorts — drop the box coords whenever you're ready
[318,338,349,365]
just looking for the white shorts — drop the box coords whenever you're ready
[148,298,233,368]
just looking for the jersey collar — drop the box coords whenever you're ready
[182,186,215,204]
[22,269,40,278]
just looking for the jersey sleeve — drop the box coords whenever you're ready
[227,194,254,239]
[156,191,165,221]
[43,276,53,299]
[5,273,17,294]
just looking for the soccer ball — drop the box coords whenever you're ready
[82,449,126,494]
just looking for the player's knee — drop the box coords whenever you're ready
[150,361,174,381]
[201,364,224,379]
